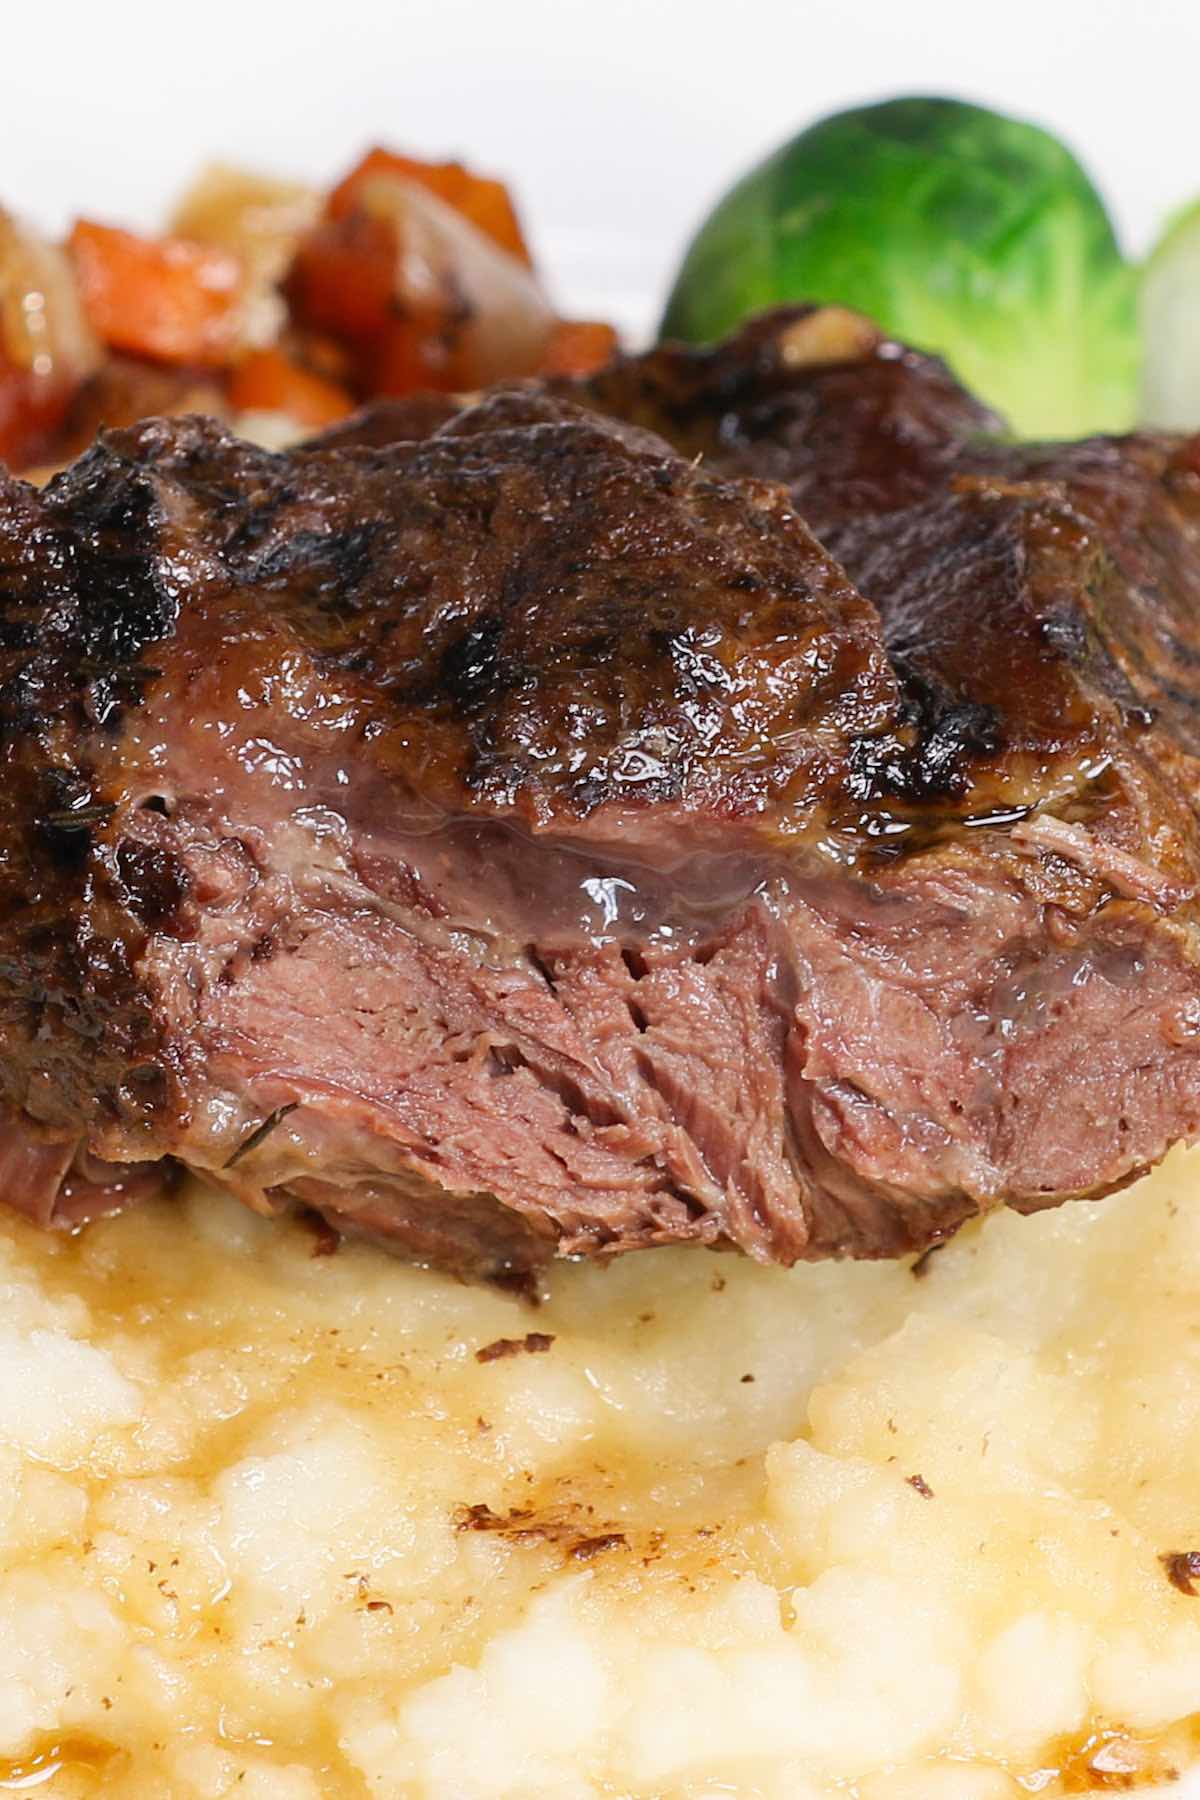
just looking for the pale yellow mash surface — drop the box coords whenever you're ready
[3,1149,1200,1796]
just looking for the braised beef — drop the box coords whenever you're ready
[3,311,1200,1277]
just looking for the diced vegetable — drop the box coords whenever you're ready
[0,210,101,467]
[69,220,241,367]
[170,164,320,262]
[285,209,397,348]
[287,175,554,395]
[1140,200,1200,429]
[329,147,531,265]
[660,97,1139,437]
[0,146,612,471]
[228,346,352,427]
[362,177,553,389]
[170,164,321,349]
[538,320,619,377]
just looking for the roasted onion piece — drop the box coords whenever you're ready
[0,210,101,468]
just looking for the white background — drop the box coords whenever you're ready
[6,5,1200,1784]
[5,0,1200,334]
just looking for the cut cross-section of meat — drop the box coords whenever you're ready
[2,315,1200,1279]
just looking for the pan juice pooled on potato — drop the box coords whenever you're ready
[0,1154,1198,1794]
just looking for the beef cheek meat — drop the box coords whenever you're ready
[3,331,1200,1280]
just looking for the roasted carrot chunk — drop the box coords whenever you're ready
[286,208,451,396]
[365,318,459,396]
[228,347,352,426]
[329,147,531,265]
[68,220,241,366]
[284,207,462,396]
[539,320,619,377]
[283,211,397,349]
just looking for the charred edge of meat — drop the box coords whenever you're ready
[846,660,1001,804]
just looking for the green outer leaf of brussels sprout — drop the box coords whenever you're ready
[1140,196,1200,430]
[660,97,1138,439]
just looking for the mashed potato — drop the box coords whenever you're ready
[4,1153,1200,1796]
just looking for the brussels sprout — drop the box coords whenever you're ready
[1141,198,1200,429]
[661,97,1138,438]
